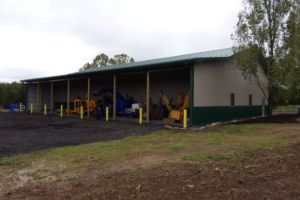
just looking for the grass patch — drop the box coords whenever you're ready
[166,144,188,150]
[256,139,283,148]
[221,124,274,135]
[273,105,300,112]
[27,172,47,180]
[0,157,22,166]
[181,153,207,161]
[235,151,247,162]
[67,176,77,181]
[181,153,227,161]
[208,134,233,145]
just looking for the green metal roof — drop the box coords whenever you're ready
[21,47,234,83]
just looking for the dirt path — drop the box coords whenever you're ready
[0,112,164,158]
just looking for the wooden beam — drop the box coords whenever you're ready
[37,83,40,112]
[147,72,150,123]
[51,82,53,114]
[67,80,70,116]
[113,75,116,120]
[87,78,90,118]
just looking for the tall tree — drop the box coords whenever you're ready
[232,0,300,116]
[78,53,135,71]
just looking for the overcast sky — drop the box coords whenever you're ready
[0,0,242,83]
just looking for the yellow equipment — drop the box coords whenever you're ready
[67,94,96,114]
[159,90,190,121]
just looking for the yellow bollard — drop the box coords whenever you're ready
[44,104,47,115]
[31,104,33,114]
[106,107,109,121]
[139,108,143,124]
[61,105,63,117]
[20,103,22,111]
[81,106,83,119]
[183,109,187,128]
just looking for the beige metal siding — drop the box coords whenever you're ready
[194,58,268,107]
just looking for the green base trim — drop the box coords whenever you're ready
[192,105,269,125]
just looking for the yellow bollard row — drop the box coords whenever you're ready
[61,105,63,117]
[81,106,83,119]
[20,103,22,111]
[31,104,33,113]
[44,104,47,115]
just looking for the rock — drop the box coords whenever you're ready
[215,167,221,173]
[187,185,194,189]
[136,184,141,191]
[238,179,244,184]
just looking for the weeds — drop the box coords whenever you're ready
[181,153,227,161]
[208,134,233,145]
[235,152,247,163]
[221,124,274,135]
[28,172,47,180]
[166,144,187,150]
[256,139,283,148]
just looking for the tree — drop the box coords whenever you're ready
[109,54,135,65]
[0,82,25,108]
[78,53,135,71]
[78,62,92,71]
[232,0,300,116]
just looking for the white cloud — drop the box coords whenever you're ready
[0,0,242,83]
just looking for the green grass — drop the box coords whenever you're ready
[273,105,300,112]
[181,153,207,161]
[0,124,296,182]
[256,139,283,148]
[220,124,274,135]
[208,134,233,145]
[181,153,227,161]
[166,144,188,150]
[27,172,47,180]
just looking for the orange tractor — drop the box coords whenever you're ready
[66,93,96,114]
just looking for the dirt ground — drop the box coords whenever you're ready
[0,112,164,158]
[4,142,300,200]
[1,112,300,199]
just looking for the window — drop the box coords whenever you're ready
[249,94,252,105]
[231,93,235,106]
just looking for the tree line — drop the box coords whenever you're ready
[0,82,26,109]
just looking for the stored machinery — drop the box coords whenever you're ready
[92,87,137,119]
[159,90,190,121]
[66,93,96,114]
